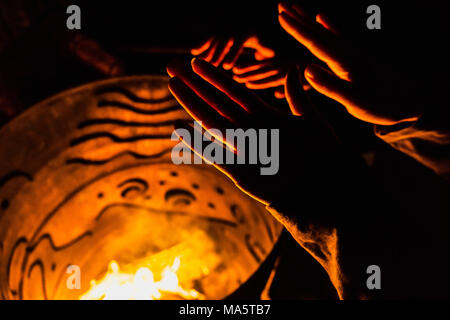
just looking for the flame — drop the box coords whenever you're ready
[79,229,220,300]
[79,256,204,300]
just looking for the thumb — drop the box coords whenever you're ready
[304,64,355,109]
[284,66,312,117]
[315,13,340,35]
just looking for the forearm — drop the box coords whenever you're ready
[264,157,395,299]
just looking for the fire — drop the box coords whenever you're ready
[79,256,204,300]
[79,229,220,300]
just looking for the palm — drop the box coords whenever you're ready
[167,58,346,206]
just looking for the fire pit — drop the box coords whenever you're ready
[0,75,282,300]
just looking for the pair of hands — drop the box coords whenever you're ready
[167,3,434,299]
[168,1,423,209]
[191,2,424,127]
[167,56,368,302]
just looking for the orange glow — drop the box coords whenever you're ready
[79,257,204,300]
[278,11,351,82]
[244,76,285,90]
[232,62,270,75]
[191,38,213,56]
[213,39,234,66]
[0,75,283,300]
[233,69,279,82]
[243,36,275,59]
[79,229,220,300]
[274,89,285,99]
[204,41,219,62]
[316,13,336,33]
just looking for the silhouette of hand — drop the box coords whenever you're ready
[278,2,423,126]
[167,58,377,299]
[191,35,275,70]
[232,58,305,99]
[167,58,352,207]
[192,36,294,98]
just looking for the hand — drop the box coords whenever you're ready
[192,35,288,99]
[166,58,351,207]
[191,35,275,70]
[278,2,423,126]
[167,58,384,299]
[232,58,292,99]
[193,36,310,99]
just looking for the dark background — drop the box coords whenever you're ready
[0,0,449,299]
[1,0,448,114]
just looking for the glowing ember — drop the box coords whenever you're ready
[80,257,204,300]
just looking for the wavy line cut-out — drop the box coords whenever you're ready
[27,259,47,300]
[0,171,33,188]
[77,118,179,129]
[23,231,92,300]
[94,203,238,228]
[98,100,181,115]
[95,86,174,104]
[66,148,173,166]
[70,132,173,147]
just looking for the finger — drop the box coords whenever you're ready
[303,83,312,91]
[254,51,264,61]
[290,4,313,19]
[191,37,214,56]
[175,121,243,179]
[304,64,356,114]
[232,60,273,75]
[198,38,220,62]
[316,13,339,34]
[244,36,275,59]
[175,119,234,153]
[168,77,235,131]
[278,4,339,45]
[278,11,350,81]
[304,64,411,125]
[278,2,313,21]
[167,59,249,123]
[278,11,331,59]
[211,38,234,67]
[191,58,269,114]
[279,1,339,46]
[233,68,280,83]
[245,73,286,90]
[233,63,282,79]
[278,2,302,19]
[176,118,269,206]
[285,67,310,116]
[222,38,246,70]
[274,87,285,99]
